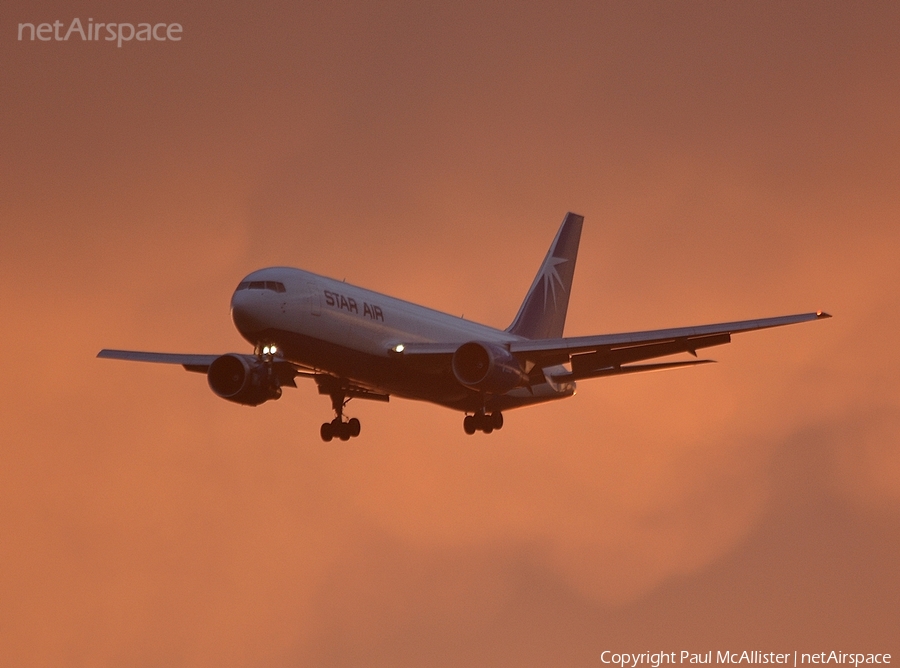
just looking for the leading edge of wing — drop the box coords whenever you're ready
[508,311,831,358]
[97,349,219,372]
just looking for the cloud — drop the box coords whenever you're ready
[2,1,899,665]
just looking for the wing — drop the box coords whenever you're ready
[97,348,391,401]
[513,311,832,381]
[397,311,831,382]
[97,349,220,373]
[96,348,303,387]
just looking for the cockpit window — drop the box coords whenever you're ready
[236,280,286,293]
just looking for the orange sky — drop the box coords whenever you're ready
[2,1,898,666]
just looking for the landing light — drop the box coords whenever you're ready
[262,345,278,355]
[392,344,405,353]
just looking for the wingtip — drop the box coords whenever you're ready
[816,311,832,319]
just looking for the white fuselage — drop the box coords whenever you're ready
[230,267,574,412]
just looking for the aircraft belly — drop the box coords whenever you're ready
[270,327,466,400]
[265,327,572,413]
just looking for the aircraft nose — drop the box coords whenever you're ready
[230,289,264,335]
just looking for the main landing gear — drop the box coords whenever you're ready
[463,410,503,435]
[321,417,360,442]
[320,392,361,442]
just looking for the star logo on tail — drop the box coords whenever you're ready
[540,255,569,313]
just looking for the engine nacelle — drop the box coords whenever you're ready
[207,354,282,406]
[451,341,528,395]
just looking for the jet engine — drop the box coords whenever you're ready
[451,341,529,394]
[207,353,282,406]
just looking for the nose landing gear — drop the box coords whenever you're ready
[463,410,503,435]
[320,391,361,442]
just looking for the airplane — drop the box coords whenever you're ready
[98,213,830,441]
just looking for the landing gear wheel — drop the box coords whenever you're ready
[320,422,333,442]
[348,417,361,437]
[490,411,503,430]
[463,415,476,435]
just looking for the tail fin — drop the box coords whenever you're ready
[506,212,583,340]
